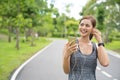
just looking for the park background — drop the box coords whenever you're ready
[0,0,120,80]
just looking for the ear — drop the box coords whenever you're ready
[91,28,94,34]
[91,27,95,34]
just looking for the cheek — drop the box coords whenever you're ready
[78,26,81,30]
[89,28,93,33]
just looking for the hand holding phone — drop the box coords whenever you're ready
[68,37,76,46]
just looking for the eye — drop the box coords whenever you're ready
[86,24,90,27]
[80,23,84,26]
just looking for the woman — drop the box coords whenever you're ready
[63,15,109,80]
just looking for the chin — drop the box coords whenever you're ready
[80,32,88,37]
[80,34,88,37]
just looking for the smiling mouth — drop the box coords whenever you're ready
[81,30,87,34]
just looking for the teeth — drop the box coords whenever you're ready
[81,30,87,33]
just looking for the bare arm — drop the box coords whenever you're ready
[93,28,109,67]
[63,53,70,74]
[97,45,109,67]
[62,42,77,74]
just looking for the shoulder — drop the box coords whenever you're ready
[91,42,98,51]
[91,42,98,47]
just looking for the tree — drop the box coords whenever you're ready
[80,0,120,43]
[64,19,78,37]
[80,0,97,16]
[0,0,50,49]
[96,3,105,31]
[103,0,120,42]
[0,0,18,42]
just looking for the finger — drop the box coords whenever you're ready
[67,41,72,46]
[70,48,77,54]
[94,29,101,34]
[69,45,77,51]
[64,42,69,49]
[69,49,75,54]
[72,45,78,50]
[68,40,76,46]
[93,28,98,33]
[67,43,77,50]
[66,41,70,45]
[70,44,77,48]
[93,29,101,36]
[66,41,72,48]
[94,31,101,36]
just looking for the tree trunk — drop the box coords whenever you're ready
[30,28,35,46]
[64,26,67,38]
[8,26,11,42]
[16,27,19,50]
[25,28,29,41]
[104,27,111,43]
[31,34,34,46]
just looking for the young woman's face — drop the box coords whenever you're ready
[79,19,93,37]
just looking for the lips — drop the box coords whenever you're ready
[80,29,87,34]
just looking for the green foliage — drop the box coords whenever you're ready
[109,29,120,41]
[14,13,25,27]
[65,20,78,27]
[65,19,79,36]
[81,0,97,16]
[106,40,120,53]
[0,37,51,80]
[52,32,63,37]
[0,17,2,27]
[0,0,80,38]
[0,29,8,35]
[96,3,105,31]
[0,0,51,49]
[81,0,120,43]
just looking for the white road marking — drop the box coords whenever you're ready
[101,71,112,78]
[97,66,118,80]
[10,41,54,80]
[97,66,101,70]
[107,50,120,59]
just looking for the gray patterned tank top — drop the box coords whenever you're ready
[68,40,98,80]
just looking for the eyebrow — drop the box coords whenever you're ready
[80,23,91,25]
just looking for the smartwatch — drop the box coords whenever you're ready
[98,42,105,47]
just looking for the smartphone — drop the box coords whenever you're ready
[68,37,76,46]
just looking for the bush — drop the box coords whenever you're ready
[52,32,62,37]
[0,29,8,35]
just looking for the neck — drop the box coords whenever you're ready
[79,36,91,43]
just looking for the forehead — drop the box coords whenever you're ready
[80,19,92,25]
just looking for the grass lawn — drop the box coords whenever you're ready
[91,38,120,53]
[0,37,52,80]
[105,40,120,54]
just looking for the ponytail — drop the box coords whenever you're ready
[89,34,93,40]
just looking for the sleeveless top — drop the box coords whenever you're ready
[68,39,98,80]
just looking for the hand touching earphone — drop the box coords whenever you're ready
[92,28,103,43]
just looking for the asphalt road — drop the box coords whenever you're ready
[13,40,120,80]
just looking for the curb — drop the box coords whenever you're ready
[10,41,54,80]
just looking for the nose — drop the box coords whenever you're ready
[82,24,86,29]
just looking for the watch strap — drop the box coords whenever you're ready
[98,42,105,47]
